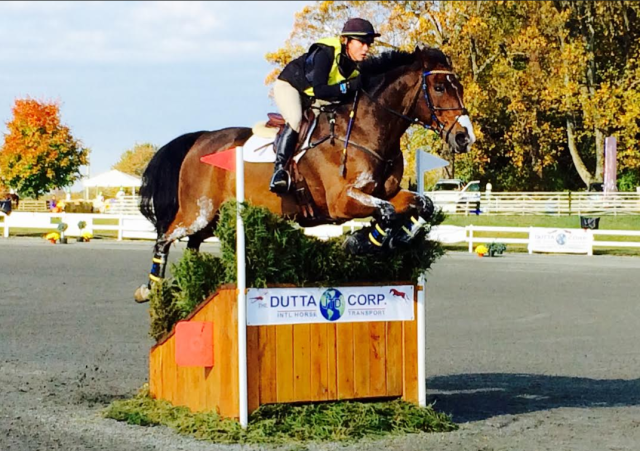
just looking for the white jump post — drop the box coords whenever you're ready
[235,146,248,428]
[417,274,427,407]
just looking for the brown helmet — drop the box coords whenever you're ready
[340,18,380,44]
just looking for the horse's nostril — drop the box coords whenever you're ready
[455,132,469,147]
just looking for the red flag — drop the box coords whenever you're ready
[175,321,214,367]
[200,147,236,171]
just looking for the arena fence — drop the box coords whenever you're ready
[2,212,638,255]
[452,192,640,216]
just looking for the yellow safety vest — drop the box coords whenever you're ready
[303,37,360,97]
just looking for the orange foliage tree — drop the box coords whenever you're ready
[0,98,89,198]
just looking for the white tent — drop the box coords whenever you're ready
[83,170,141,194]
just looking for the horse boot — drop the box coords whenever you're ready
[388,195,434,249]
[388,215,426,249]
[343,220,393,255]
[269,124,299,194]
[134,251,168,303]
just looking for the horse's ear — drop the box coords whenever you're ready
[414,43,428,62]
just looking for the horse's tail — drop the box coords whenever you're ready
[139,131,208,235]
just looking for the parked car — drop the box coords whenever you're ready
[427,179,481,212]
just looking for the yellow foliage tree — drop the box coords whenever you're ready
[112,143,157,177]
[265,1,640,191]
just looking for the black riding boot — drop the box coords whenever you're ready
[269,124,299,194]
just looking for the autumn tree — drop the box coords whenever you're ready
[112,143,157,177]
[0,99,89,198]
[265,1,640,191]
[553,1,640,188]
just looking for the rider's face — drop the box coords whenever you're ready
[346,38,371,62]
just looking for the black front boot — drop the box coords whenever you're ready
[269,124,299,194]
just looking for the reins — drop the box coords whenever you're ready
[303,68,468,177]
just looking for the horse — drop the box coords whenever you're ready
[0,192,19,215]
[134,45,475,302]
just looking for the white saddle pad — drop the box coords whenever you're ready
[242,135,275,163]
[241,134,308,164]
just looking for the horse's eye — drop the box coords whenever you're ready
[434,85,445,93]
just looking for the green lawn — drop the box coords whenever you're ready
[442,214,640,256]
[442,214,640,230]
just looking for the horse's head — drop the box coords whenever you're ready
[412,45,476,154]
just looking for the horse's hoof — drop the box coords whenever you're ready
[134,285,150,303]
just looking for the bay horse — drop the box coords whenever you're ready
[134,45,475,302]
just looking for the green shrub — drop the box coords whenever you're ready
[149,200,444,341]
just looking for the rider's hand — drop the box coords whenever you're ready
[340,77,362,95]
[346,76,362,93]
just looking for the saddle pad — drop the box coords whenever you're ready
[242,134,275,163]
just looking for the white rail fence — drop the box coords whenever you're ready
[96,192,640,216]
[2,212,638,255]
[453,192,640,216]
[12,192,640,217]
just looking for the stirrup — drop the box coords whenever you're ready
[269,168,291,194]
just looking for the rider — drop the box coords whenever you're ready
[269,18,381,194]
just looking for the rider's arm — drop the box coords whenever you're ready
[311,49,358,100]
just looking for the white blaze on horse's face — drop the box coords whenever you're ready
[457,115,476,146]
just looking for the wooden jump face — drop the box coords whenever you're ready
[149,285,419,418]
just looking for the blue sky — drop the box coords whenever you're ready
[0,1,309,187]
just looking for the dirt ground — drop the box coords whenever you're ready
[1,238,639,450]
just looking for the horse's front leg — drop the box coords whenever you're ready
[384,189,435,249]
[327,182,399,253]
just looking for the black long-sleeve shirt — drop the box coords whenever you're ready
[278,43,357,101]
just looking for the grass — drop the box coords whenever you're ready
[104,385,457,445]
[442,214,640,256]
[442,214,640,230]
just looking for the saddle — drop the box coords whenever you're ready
[264,110,316,155]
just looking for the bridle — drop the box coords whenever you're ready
[307,68,469,170]
[361,69,468,142]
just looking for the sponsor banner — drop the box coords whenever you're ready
[247,285,414,326]
[528,227,593,254]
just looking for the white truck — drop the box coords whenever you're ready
[427,179,481,213]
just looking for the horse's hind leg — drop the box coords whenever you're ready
[134,236,176,303]
[134,202,217,303]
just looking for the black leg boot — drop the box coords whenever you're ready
[269,124,299,194]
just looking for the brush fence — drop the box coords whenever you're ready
[149,284,420,419]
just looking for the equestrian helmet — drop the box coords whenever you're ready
[340,18,380,44]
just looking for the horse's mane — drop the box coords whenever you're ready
[359,47,451,94]
[359,49,418,77]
